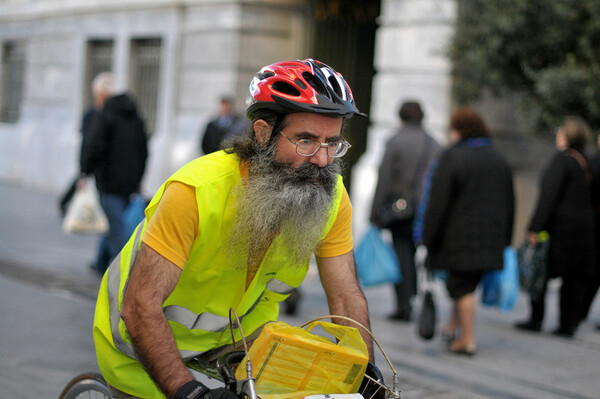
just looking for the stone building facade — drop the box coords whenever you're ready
[0,0,313,194]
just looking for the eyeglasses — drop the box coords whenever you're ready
[279,131,351,158]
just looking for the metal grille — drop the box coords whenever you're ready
[129,38,162,135]
[1,41,26,123]
[84,40,114,109]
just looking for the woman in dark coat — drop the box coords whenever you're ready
[516,117,594,337]
[422,107,514,355]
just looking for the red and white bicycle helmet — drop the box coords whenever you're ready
[246,58,366,119]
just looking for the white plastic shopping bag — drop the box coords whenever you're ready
[62,179,109,234]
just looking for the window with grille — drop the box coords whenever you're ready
[84,40,114,110]
[1,41,26,123]
[129,38,162,135]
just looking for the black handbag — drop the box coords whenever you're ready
[376,137,432,226]
[417,270,436,340]
[376,196,416,225]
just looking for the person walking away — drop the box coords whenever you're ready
[200,96,246,154]
[422,107,514,355]
[370,101,441,321]
[80,74,148,275]
[516,117,595,337]
[92,59,374,399]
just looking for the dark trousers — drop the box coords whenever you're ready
[530,274,587,332]
[389,221,417,313]
[580,272,600,321]
[98,192,130,273]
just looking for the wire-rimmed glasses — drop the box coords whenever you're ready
[280,131,351,158]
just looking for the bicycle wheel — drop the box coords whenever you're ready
[59,372,112,399]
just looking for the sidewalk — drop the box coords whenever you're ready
[2,181,600,398]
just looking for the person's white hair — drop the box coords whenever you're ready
[92,72,115,96]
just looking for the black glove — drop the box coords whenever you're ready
[359,362,387,399]
[174,381,238,399]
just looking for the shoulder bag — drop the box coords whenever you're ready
[376,137,432,225]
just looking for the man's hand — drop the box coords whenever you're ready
[174,381,238,399]
[203,388,240,399]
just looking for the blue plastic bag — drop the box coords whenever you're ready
[355,226,401,287]
[481,247,519,312]
[123,194,147,238]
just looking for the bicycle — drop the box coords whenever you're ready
[59,372,111,399]
[59,315,401,399]
[59,355,395,399]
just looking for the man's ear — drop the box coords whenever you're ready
[253,119,272,144]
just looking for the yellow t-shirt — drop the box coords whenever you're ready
[142,180,353,269]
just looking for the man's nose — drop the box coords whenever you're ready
[309,146,330,167]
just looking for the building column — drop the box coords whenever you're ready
[351,0,457,237]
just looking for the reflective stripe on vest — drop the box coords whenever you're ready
[106,222,296,360]
[107,222,143,360]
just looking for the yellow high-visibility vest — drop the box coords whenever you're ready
[93,151,343,398]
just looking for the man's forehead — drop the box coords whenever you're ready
[283,113,344,135]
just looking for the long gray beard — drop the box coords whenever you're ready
[228,141,341,268]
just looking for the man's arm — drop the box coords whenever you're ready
[120,243,193,399]
[315,251,374,361]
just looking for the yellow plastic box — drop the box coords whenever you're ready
[235,321,368,399]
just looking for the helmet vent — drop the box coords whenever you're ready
[302,72,330,99]
[294,78,307,90]
[327,76,343,98]
[272,81,301,96]
[258,71,275,80]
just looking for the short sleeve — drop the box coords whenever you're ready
[142,181,199,269]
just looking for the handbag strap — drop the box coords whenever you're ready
[405,135,433,193]
[420,265,435,291]
[566,148,592,183]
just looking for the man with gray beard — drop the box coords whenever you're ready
[92,59,373,399]
[229,127,342,270]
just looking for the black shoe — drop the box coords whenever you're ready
[388,310,411,322]
[514,320,542,332]
[596,324,600,331]
[552,328,575,338]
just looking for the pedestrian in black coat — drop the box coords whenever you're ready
[80,79,148,273]
[516,116,594,338]
[201,96,245,154]
[422,107,514,356]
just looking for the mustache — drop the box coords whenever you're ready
[268,159,341,195]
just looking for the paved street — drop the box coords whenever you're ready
[1,181,600,399]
